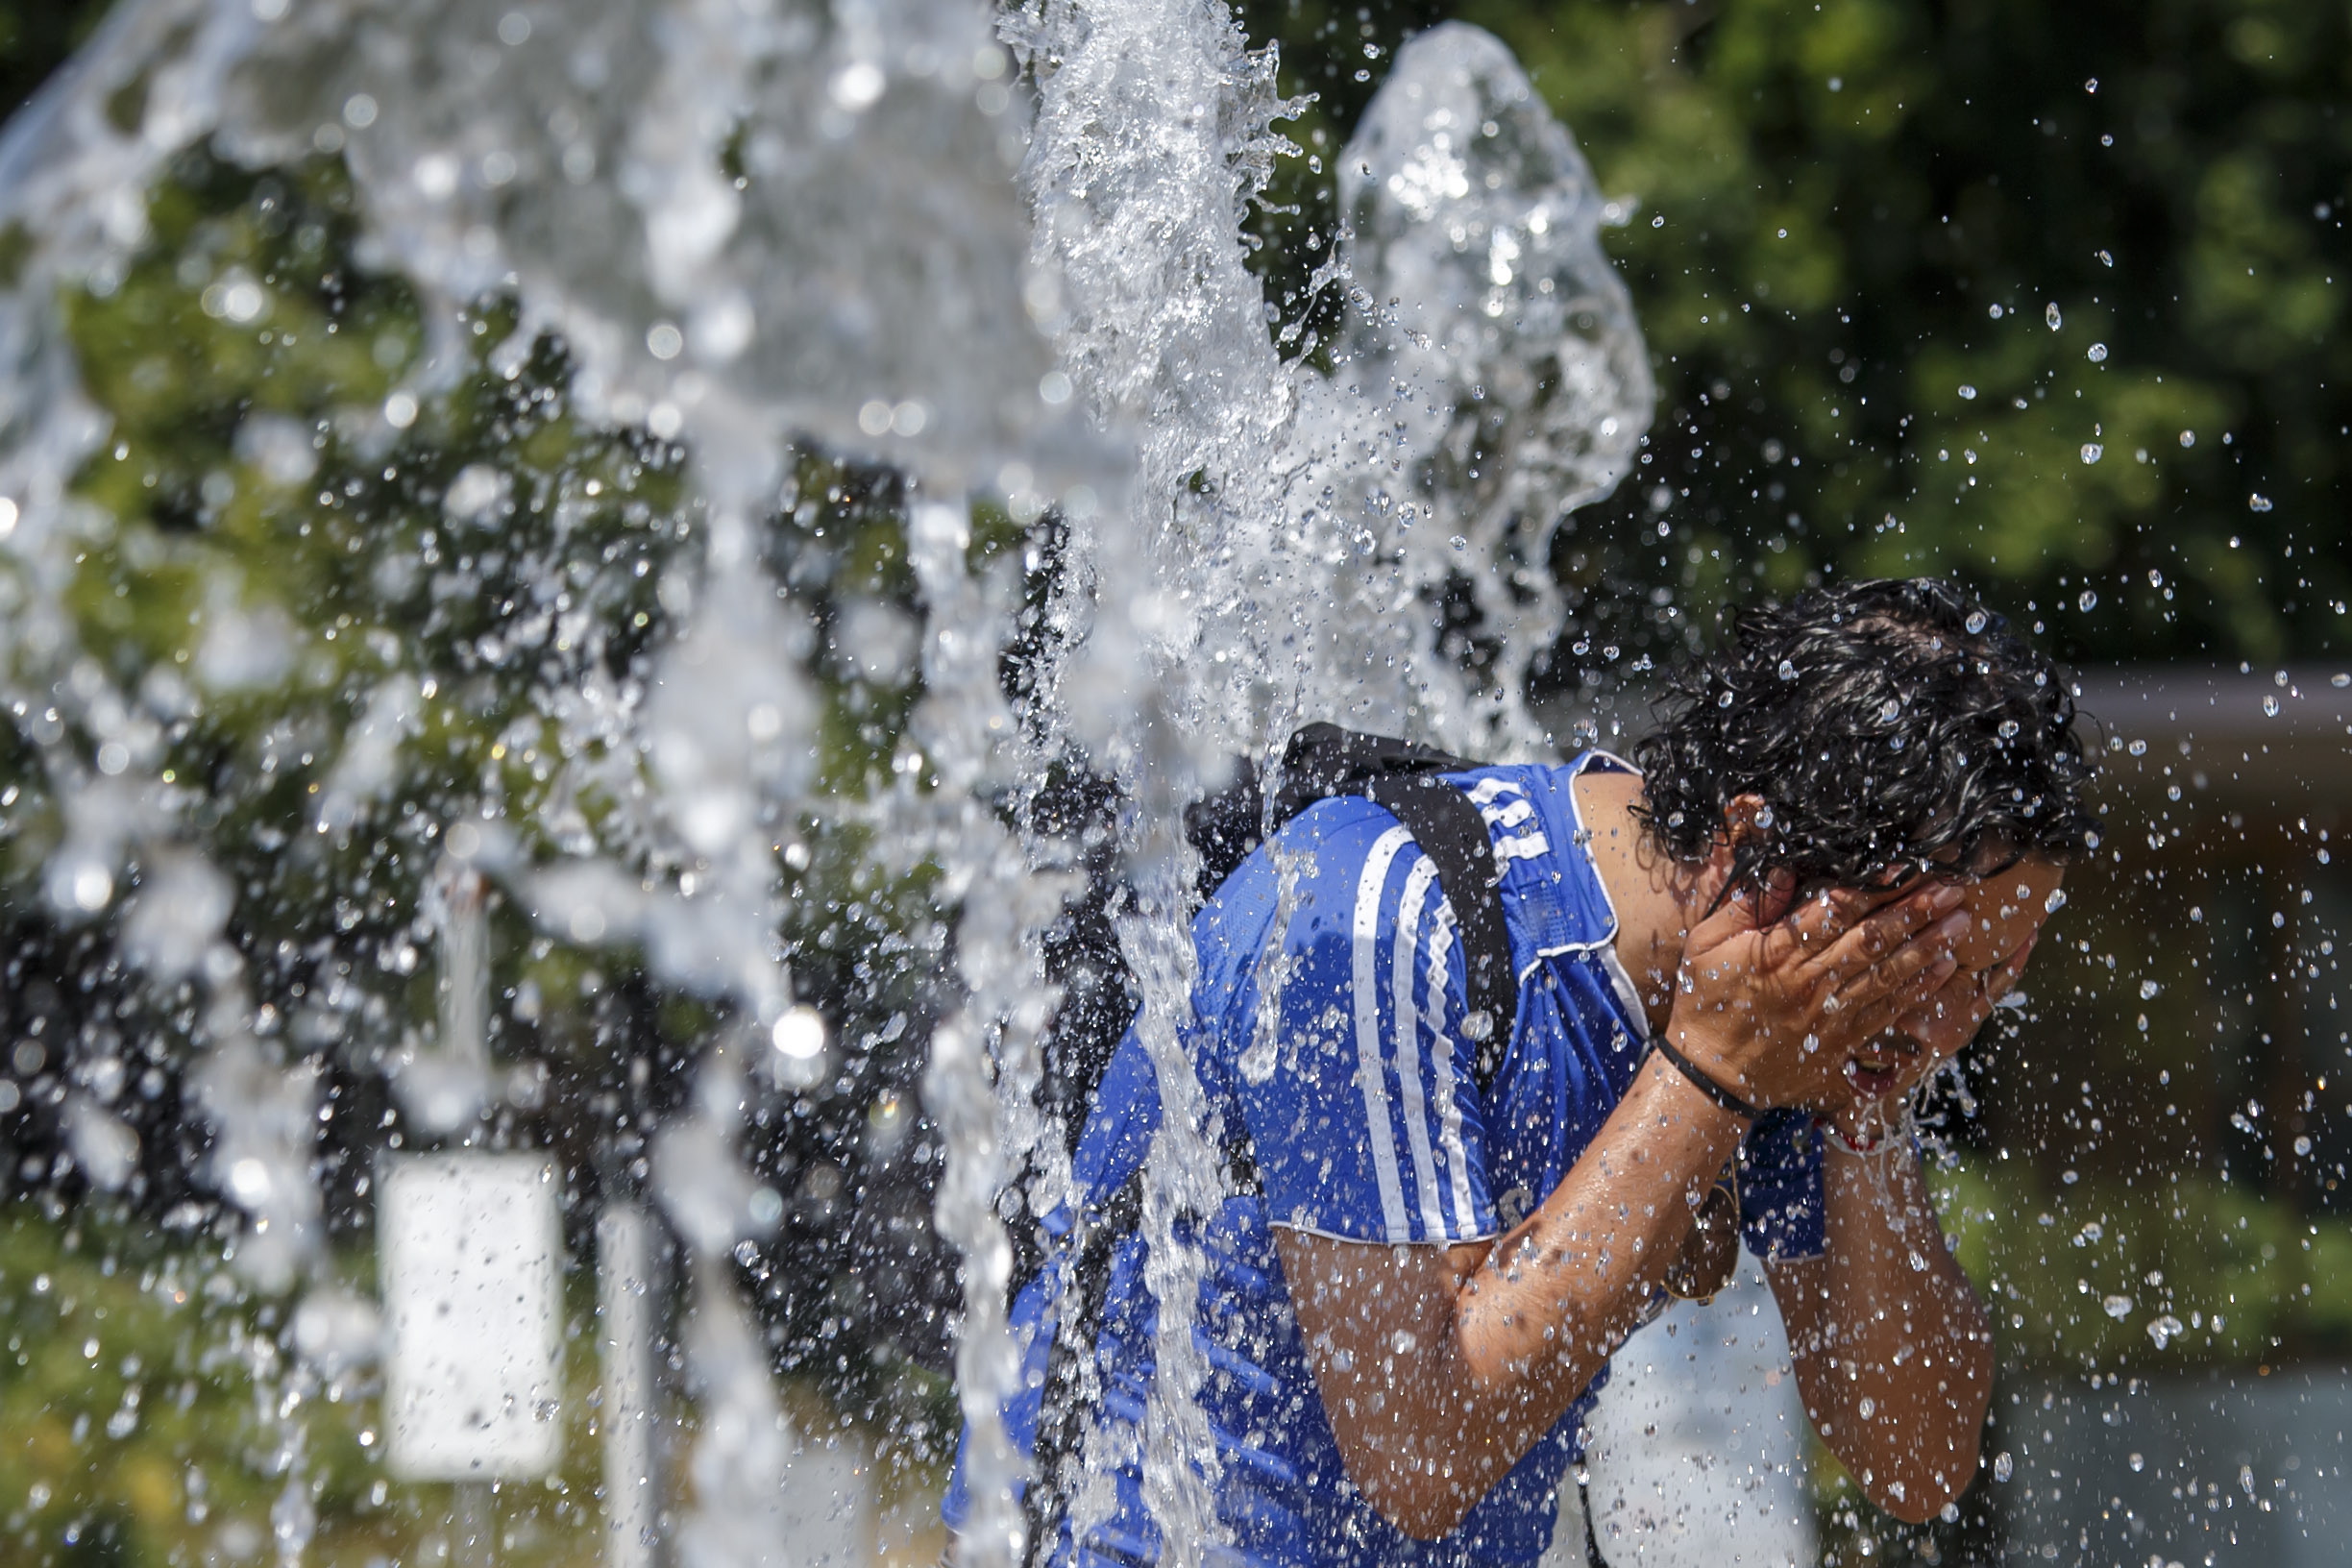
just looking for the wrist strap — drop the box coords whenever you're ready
[1647,1037,1761,1123]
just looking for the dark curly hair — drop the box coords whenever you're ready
[1629,578,2099,901]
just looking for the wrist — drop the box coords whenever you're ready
[1646,1035,1761,1125]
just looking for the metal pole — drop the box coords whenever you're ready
[599,1203,664,1568]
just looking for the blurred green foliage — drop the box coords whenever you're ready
[1243,0,2352,673]
[0,1199,673,1567]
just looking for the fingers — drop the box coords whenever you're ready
[1807,880,1967,985]
[1819,910,1968,1024]
[1763,883,1895,962]
[1896,927,2042,1055]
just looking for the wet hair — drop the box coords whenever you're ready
[1629,577,2098,901]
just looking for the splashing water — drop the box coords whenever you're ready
[0,1,1647,1564]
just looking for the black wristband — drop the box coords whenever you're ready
[1647,1037,1762,1123]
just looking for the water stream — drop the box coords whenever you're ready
[0,1,1648,1563]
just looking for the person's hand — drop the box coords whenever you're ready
[1897,926,2037,1059]
[1666,879,1972,1115]
[1825,928,2040,1129]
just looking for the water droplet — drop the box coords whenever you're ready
[2249,493,2273,512]
[2077,589,2097,611]
[1992,1452,2014,1482]
[2080,443,2103,463]
[2045,303,2062,331]
[1776,658,1797,680]
[1965,609,1989,634]
[2146,1313,2183,1349]
[2103,1294,2133,1320]
[771,1006,827,1061]
[831,61,887,111]
[2045,889,2067,914]
[2294,1135,2313,1157]
[1957,384,1976,400]
[2178,429,2195,448]
[1237,1035,1278,1084]
[1856,1396,1875,1419]
[2264,695,2281,717]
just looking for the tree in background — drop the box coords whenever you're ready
[1245,0,2350,676]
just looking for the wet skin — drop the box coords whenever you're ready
[1270,772,2064,1537]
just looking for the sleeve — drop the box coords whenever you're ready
[1233,807,1498,1245]
[1737,1108,1826,1262]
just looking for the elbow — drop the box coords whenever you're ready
[1862,1407,1988,1526]
[1870,1486,1946,1529]
[1341,1452,1482,1541]
[1360,1481,1476,1543]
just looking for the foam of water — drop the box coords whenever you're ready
[0,3,1647,1564]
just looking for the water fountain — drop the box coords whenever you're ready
[0,1,1657,1564]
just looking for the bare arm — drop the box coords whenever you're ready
[1766,931,2038,1521]
[1272,880,1969,1538]
[1272,1053,1743,1538]
[1769,1141,1994,1524]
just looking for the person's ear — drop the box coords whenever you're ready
[1696,795,1790,923]
[1721,794,1770,846]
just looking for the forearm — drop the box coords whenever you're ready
[1777,1141,1993,1522]
[1334,1054,1746,1533]
[1458,1053,1743,1385]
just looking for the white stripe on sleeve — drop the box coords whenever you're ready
[1480,797,1535,829]
[1389,854,1449,1238]
[1418,902,1482,1233]
[1351,824,1414,1238]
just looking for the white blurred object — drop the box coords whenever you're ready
[391,859,493,1138]
[598,1204,663,1568]
[1566,1263,1815,1568]
[61,1094,140,1191]
[380,1153,564,1481]
[672,1258,875,1568]
[291,1287,384,1379]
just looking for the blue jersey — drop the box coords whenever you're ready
[949,753,1825,1568]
